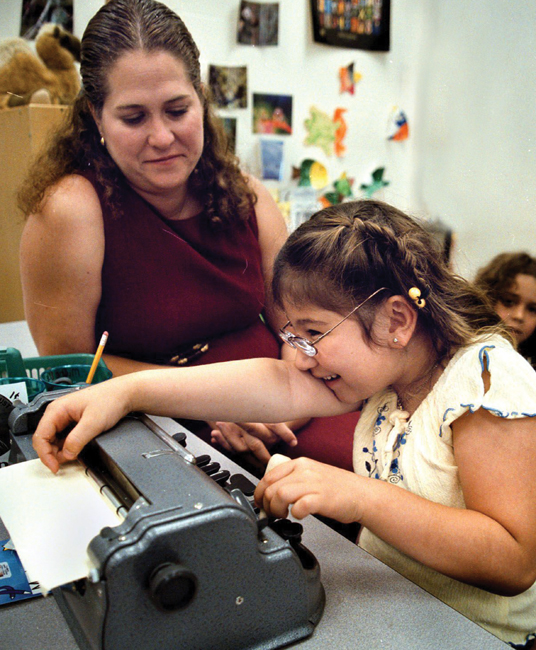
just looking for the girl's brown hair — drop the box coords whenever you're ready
[475,252,536,364]
[18,0,255,226]
[273,200,505,361]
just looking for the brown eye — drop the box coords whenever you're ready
[122,114,145,125]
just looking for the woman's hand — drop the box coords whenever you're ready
[254,457,363,523]
[32,379,133,473]
[210,421,298,464]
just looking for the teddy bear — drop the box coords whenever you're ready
[0,23,80,110]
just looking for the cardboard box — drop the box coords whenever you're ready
[0,105,68,323]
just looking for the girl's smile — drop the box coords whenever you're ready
[283,303,397,405]
[283,297,441,414]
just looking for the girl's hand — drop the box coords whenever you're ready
[210,421,298,464]
[254,457,364,523]
[32,379,132,473]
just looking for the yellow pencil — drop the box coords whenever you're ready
[86,331,109,384]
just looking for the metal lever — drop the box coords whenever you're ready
[137,413,196,465]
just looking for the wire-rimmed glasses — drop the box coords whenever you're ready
[278,287,387,357]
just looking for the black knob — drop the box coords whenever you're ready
[271,518,304,544]
[200,461,221,476]
[195,454,212,467]
[149,563,197,612]
[172,431,187,447]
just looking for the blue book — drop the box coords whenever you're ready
[0,539,42,604]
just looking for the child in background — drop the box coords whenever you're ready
[475,252,536,368]
[32,200,536,648]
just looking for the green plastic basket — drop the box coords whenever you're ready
[0,347,111,383]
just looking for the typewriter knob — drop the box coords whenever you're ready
[149,563,197,612]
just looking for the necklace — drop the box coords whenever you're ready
[397,359,442,415]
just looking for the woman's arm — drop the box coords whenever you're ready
[19,175,188,378]
[20,175,104,356]
[32,357,357,472]
[255,408,536,596]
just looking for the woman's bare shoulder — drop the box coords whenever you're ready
[22,174,104,264]
[35,174,102,225]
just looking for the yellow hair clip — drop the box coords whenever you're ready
[408,287,426,308]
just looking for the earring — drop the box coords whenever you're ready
[100,136,105,147]
[393,338,399,344]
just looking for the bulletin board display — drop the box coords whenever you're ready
[310,0,390,52]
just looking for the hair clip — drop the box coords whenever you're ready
[408,287,426,308]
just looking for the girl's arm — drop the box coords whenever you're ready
[255,408,536,596]
[32,357,357,473]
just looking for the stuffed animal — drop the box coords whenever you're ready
[0,23,80,110]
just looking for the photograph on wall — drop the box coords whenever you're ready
[310,0,390,52]
[208,65,248,109]
[20,0,73,39]
[237,1,279,46]
[221,117,237,154]
[260,139,284,181]
[252,93,292,135]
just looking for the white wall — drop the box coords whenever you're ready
[411,0,536,279]
[1,0,535,279]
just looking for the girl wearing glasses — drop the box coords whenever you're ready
[33,199,536,647]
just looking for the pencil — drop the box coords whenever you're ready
[86,331,109,384]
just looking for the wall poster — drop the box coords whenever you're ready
[310,0,390,52]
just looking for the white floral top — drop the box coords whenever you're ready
[353,334,536,646]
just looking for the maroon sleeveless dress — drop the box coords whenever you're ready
[92,177,279,365]
[88,175,358,472]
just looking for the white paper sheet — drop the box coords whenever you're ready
[0,459,123,592]
[0,381,28,404]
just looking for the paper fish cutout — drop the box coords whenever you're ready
[292,159,329,190]
[339,63,362,95]
[320,172,354,207]
[304,106,348,157]
[304,106,337,156]
[333,108,347,158]
[387,107,409,141]
[360,167,390,198]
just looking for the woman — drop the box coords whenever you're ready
[19,0,359,472]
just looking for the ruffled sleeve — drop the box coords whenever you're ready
[438,337,536,439]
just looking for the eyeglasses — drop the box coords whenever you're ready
[279,287,387,357]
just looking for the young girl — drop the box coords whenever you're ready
[32,200,536,648]
[475,252,536,368]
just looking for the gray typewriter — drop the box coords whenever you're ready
[5,391,325,650]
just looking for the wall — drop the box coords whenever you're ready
[1,0,535,280]
[411,0,536,278]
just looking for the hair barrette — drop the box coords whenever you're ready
[408,287,426,308]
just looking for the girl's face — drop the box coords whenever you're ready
[495,273,536,344]
[94,50,204,203]
[282,302,398,404]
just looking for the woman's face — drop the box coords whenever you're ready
[94,49,204,202]
[495,273,536,344]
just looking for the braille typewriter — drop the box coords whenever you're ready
[6,390,325,650]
